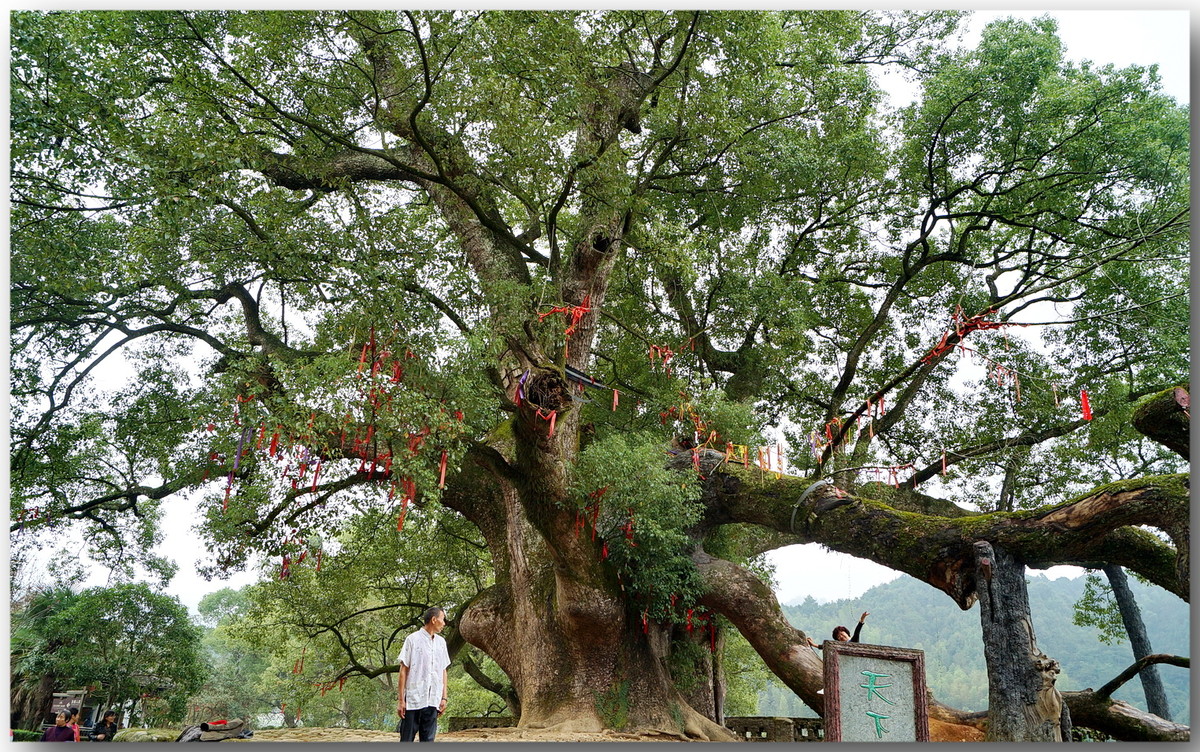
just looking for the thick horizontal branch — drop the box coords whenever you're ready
[707,460,1188,605]
[258,149,422,191]
[1131,385,1189,459]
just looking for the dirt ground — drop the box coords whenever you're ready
[221,720,982,742]
[225,726,685,742]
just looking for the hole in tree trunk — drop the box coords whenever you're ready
[525,371,569,411]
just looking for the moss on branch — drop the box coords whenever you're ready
[709,465,1187,605]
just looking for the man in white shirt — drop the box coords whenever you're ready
[397,606,451,742]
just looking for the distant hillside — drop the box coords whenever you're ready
[758,572,1189,725]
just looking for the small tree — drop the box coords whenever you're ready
[12,583,207,726]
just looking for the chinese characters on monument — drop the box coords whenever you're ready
[823,642,929,742]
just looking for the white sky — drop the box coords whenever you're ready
[6,9,1191,614]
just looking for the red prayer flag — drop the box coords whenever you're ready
[1081,389,1092,420]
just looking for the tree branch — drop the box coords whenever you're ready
[1094,654,1189,702]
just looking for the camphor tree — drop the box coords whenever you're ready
[10,10,1189,741]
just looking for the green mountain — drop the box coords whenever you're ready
[758,573,1190,725]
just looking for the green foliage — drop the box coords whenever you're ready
[187,589,275,722]
[569,432,705,621]
[1072,572,1127,645]
[720,621,772,716]
[197,505,492,729]
[13,729,42,741]
[11,583,206,726]
[594,679,631,730]
[444,650,513,718]
[196,587,252,629]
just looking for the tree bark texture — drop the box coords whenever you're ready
[1131,386,1190,459]
[1101,564,1171,720]
[972,541,1069,742]
[709,454,1188,605]
[445,431,733,739]
[1064,690,1189,742]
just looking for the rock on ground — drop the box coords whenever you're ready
[112,728,180,742]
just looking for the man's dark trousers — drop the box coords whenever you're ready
[398,706,438,742]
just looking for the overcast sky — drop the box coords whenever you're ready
[8,9,1190,614]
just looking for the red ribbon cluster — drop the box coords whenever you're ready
[869,463,916,488]
[14,506,44,533]
[538,294,592,337]
[314,677,347,696]
[922,306,1009,364]
[574,486,608,541]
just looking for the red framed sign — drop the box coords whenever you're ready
[823,642,929,742]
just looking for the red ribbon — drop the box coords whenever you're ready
[535,408,557,437]
[1081,389,1092,420]
[538,294,592,338]
[438,451,448,488]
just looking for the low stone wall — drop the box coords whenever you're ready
[724,716,825,742]
[446,716,515,732]
[443,715,825,741]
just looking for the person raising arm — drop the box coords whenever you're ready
[808,611,870,648]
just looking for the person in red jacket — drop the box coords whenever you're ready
[39,711,75,742]
[66,708,80,742]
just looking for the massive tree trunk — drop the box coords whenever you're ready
[442,415,734,740]
[973,541,1069,742]
[1102,564,1171,720]
[455,517,734,739]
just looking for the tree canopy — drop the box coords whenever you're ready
[10,9,1189,741]
[10,583,206,727]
